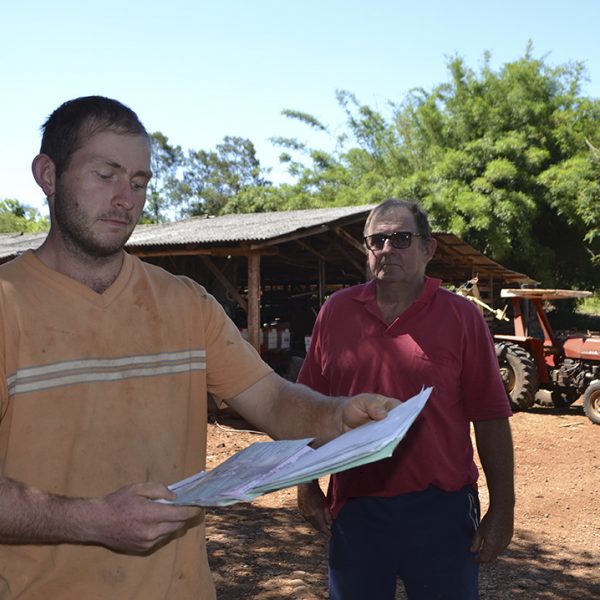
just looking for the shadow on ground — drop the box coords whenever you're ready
[478,530,600,600]
[525,402,586,417]
[207,504,600,599]
[207,503,328,599]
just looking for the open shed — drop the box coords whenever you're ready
[0,205,533,369]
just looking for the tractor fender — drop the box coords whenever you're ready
[563,336,600,361]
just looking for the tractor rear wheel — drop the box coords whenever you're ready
[495,342,539,411]
[583,382,600,425]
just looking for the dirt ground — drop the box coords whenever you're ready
[205,399,599,600]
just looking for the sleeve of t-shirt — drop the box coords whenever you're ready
[459,299,513,421]
[198,288,272,401]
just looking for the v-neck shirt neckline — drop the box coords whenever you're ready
[22,249,133,309]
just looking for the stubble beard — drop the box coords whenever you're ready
[53,181,135,264]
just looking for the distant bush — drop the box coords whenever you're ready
[578,293,600,317]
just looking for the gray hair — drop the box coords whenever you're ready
[364,199,432,240]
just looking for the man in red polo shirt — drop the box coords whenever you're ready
[297,199,514,600]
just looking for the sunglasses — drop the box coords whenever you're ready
[363,231,424,251]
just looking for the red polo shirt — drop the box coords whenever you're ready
[298,277,511,518]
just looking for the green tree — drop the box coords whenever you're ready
[272,46,600,288]
[183,136,270,215]
[393,46,600,287]
[0,199,49,233]
[144,132,190,223]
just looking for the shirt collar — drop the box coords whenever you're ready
[353,276,442,308]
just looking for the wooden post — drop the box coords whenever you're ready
[318,257,325,306]
[247,253,261,352]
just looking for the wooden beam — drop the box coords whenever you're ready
[129,246,278,258]
[334,227,366,254]
[295,239,328,261]
[328,238,365,276]
[318,258,325,305]
[247,254,261,352]
[200,256,247,312]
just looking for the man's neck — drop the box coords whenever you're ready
[375,278,426,324]
[34,238,125,294]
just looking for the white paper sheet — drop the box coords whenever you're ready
[163,387,432,507]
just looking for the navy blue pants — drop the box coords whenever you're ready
[329,486,480,600]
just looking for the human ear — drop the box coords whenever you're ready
[31,154,57,197]
[424,237,437,262]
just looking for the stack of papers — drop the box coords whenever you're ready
[164,387,432,507]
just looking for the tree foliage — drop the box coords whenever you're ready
[391,48,600,287]
[144,134,274,219]
[183,136,270,216]
[5,47,598,289]
[0,199,48,233]
[144,133,190,223]
[270,46,600,288]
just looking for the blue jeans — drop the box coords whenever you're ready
[329,485,480,600]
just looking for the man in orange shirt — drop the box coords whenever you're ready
[0,96,397,599]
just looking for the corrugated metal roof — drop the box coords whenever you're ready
[0,206,374,261]
[0,206,534,284]
[431,232,535,283]
[127,205,373,247]
[0,232,47,260]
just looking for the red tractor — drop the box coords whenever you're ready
[460,283,600,424]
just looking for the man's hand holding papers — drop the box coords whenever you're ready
[163,387,432,508]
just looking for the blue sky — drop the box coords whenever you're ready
[2,0,600,214]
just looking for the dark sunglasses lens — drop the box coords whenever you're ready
[390,232,412,249]
[367,235,386,250]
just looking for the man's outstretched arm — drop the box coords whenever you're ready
[225,371,399,445]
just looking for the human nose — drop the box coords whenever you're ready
[380,237,395,252]
[112,179,136,210]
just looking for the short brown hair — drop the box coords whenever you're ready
[40,96,149,178]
